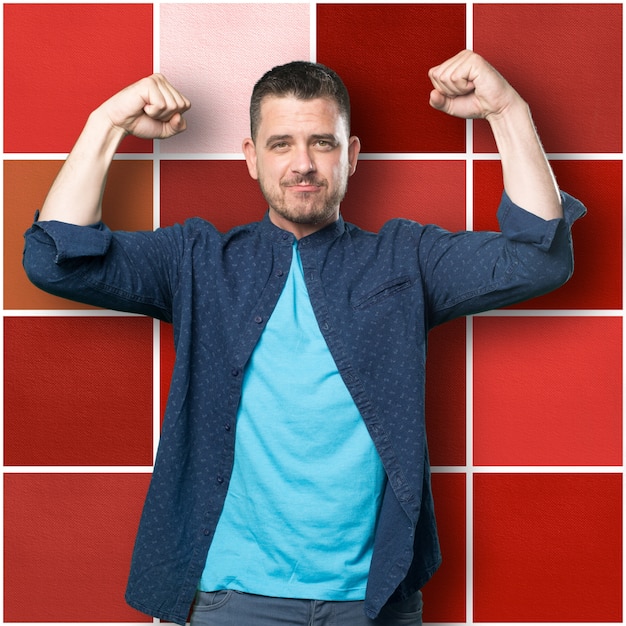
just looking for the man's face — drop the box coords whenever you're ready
[243,96,360,238]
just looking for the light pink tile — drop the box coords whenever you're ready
[160,3,310,154]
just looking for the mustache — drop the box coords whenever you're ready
[281,176,326,187]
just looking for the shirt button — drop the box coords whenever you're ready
[217,475,224,484]
[231,367,240,377]
[254,315,263,324]
[224,423,231,432]
[281,232,289,240]
[276,269,284,277]
[203,528,211,536]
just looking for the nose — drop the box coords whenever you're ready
[291,145,315,175]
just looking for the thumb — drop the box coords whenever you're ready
[168,112,187,134]
[429,89,449,112]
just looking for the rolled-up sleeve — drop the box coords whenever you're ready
[27,213,113,262]
[421,190,586,325]
[497,190,586,251]
[23,213,183,321]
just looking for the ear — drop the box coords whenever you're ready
[242,137,259,180]
[348,135,361,176]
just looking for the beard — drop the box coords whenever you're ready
[258,168,350,227]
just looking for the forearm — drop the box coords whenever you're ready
[38,108,126,225]
[488,98,563,221]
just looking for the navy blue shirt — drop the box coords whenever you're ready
[23,191,585,624]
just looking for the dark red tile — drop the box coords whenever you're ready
[317,4,466,153]
[4,317,153,466]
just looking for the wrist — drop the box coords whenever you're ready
[485,92,529,129]
[88,105,129,138]
[84,107,128,158]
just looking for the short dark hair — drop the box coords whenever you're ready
[249,61,351,141]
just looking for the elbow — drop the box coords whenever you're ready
[22,234,68,297]
[22,248,54,295]
[536,250,575,296]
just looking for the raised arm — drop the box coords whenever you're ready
[38,74,190,225]
[428,50,562,221]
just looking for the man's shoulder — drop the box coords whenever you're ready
[174,216,263,239]
[344,217,428,240]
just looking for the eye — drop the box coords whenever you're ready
[315,139,336,150]
[271,141,289,151]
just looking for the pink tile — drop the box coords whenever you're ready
[160,3,310,154]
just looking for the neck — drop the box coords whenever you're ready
[268,208,339,240]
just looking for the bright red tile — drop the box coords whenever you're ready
[160,160,266,229]
[4,473,152,622]
[473,473,622,622]
[473,4,622,153]
[473,316,622,467]
[341,161,466,233]
[422,473,466,623]
[474,160,622,310]
[4,4,153,153]
[425,318,466,467]
[4,317,154,466]
[317,4,466,153]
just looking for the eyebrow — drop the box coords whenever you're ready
[265,134,292,147]
[264,133,339,148]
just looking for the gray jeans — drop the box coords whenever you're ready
[190,589,423,626]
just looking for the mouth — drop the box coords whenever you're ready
[286,184,322,193]
[283,178,325,193]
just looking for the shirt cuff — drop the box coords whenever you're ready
[497,191,587,252]
[31,211,112,262]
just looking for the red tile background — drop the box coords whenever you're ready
[473,316,622,467]
[4,317,154,466]
[316,3,467,153]
[3,3,154,153]
[3,2,623,624]
[422,473,467,623]
[474,159,622,310]
[473,473,622,622]
[4,473,152,622]
[473,3,622,154]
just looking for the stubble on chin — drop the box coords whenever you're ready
[260,173,349,227]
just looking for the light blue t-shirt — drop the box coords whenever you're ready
[200,244,386,600]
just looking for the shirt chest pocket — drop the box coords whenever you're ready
[351,275,413,310]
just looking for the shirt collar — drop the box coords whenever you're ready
[259,211,346,248]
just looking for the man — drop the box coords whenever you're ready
[24,51,585,626]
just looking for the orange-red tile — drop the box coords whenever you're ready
[4,473,153,622]
[4,160,153,310]
[474,473,622,622]
[4,317,153,466]
[473,316,622,467]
